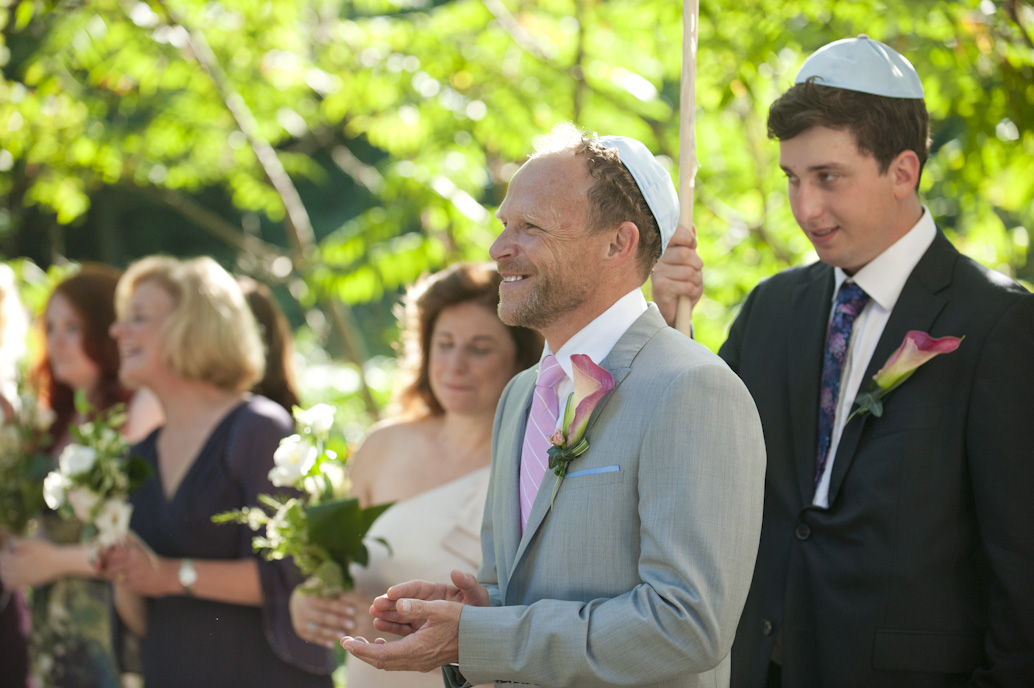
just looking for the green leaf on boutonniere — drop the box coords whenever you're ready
[852,391,884,419]
[547,438,589,476]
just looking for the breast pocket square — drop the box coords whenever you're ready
[566,465,620,478]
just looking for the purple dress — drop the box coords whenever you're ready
[127,396,333,688]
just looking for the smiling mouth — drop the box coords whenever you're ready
[502,275,528,283]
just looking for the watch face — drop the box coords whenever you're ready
[179,559,198,588]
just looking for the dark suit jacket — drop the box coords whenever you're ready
[721,231,1034,688]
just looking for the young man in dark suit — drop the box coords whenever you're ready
[654,35,1034,687]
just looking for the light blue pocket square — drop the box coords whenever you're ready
[566,465,620,478]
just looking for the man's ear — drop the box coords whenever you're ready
[607,221,640,264]
[890,149,921,200]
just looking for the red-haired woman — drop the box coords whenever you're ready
[0,264,162,688]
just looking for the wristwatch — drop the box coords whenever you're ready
[178,558,198,595]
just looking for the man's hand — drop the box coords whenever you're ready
[341,570,489,673]
[342,596,464,672]
[651,224,704,327]
[369,570,489,637]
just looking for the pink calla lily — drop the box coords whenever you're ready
[547,354,616,506]
[562,354,616,445]
[851,330,963,420]
[872,331,963,394]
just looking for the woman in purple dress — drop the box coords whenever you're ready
[101,256,332,688]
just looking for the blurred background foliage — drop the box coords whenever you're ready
[2,0,1032,414]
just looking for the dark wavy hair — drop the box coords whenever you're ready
[394,262,543,420]
[767,80,930,189]
[31,263,130,449]
[239,276,300,413]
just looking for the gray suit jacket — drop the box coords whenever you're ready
[445,306,766,688]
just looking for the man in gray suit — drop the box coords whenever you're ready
[342,123,766,687]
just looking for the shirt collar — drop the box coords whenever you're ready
[540,288,648,379]
[833,205,937,310]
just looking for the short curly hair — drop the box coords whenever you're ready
[531,123,663,279]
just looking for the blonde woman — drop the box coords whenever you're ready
[101,256,333,688]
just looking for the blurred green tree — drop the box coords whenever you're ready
[1,0,1031,362]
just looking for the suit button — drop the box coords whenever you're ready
[795,523,811,540]
[761,619,773,636]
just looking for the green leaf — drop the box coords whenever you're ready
[305,497,392,582]
[853,391,884,419]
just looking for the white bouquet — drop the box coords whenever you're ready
[42,393,150,546]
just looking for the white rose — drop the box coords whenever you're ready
[269,435,317,487]
[58,444,98,477]
[294,404,336,437]
[43,471,69,510]
[66,486,102,521]
[317,460,350,499]
[267,465,293,488]
[94,499,133,547]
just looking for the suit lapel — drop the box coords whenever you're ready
[790,267,836,506]
[826,232,957,504]
[509,306,663,576]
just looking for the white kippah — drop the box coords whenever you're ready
[795,34,924,99]
[595,136,679,252]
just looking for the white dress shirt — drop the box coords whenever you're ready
[539,288,648,427]
[813,207,937,507]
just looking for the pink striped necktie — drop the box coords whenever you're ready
[519,355,566,533]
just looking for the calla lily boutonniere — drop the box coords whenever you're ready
[850,330,963,421]
[547,354,615,505]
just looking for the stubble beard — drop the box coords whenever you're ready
[497,271,590,334]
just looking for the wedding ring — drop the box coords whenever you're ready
[308,621,317,633]
[115,572,126,583]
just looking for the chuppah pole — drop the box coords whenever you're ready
[675,0,699,336]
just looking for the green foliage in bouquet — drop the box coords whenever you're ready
[0,387,55,535]
[213,404,392,595]
[42,392,152,545]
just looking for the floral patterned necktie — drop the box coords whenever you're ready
[815,281,870,486]
[519,355,566,533]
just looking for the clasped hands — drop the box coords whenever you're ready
[341,569,489,673]
[94,536,168,596]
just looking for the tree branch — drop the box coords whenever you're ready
[144,0,380,419]
[131,184,287,261]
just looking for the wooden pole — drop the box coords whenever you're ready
[675,0,699,336]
